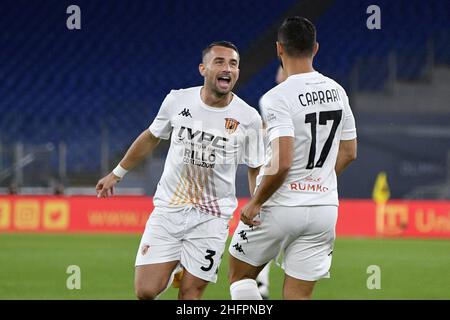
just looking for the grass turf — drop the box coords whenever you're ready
[0,233,449,299]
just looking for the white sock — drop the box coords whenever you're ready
[230,279,263,300]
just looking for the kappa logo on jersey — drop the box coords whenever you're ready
[224,118,240,134]
[178,108,192,117]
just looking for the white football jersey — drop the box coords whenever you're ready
[257,71,357,207]
[149,86,264,219]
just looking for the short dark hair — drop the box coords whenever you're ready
[202,41,239,61]
[278,16,316,57]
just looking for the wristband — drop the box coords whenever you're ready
[112,164,128,179]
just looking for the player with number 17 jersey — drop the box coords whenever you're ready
[257,71,357,207]
[229,17,358,300]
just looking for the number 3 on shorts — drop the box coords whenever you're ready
[200,249,216,272]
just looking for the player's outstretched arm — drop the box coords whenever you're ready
[335,138,357,176]
[95,130,161,197]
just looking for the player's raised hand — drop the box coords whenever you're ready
[240,201,261,227]
[96,172,121,198]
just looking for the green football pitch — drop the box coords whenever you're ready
[0,233,449,300]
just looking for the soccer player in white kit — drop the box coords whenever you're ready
[228,17,357,300]
[96,41,264,300]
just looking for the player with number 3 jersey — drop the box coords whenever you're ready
[96,41,264,300]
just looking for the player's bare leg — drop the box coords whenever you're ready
[228,255,267,300]
[177,269,209,300]
[229,255,266,283]
[135,261,179,300]
[283,274,316,300]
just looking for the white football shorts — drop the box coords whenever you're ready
[229,205,338,281]
[135,207,229,283]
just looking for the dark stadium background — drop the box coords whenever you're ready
[0,0,449,300]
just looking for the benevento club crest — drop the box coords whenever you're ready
[225,118,240,134]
